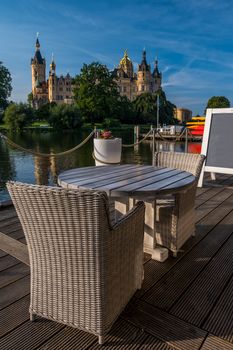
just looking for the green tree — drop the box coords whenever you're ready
[0,62,12,110]
[158,89,176,125]
[4,103,34,131]
[48,104,82,129]
[133,92,156,124]
[27,92,33,107]
[73,62,120,124]
[133,90,176,125]
[115,96,136,124]
[205,96,230,112]
[35,102,57,121]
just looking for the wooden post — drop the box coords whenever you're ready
[185,128,188,153]
[152,128,156,165]
[134,125,140,143]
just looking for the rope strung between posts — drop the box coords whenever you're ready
[0,131,95,158]
[122,129,153,147]
[92,151,120,165]
[0,127,192,161]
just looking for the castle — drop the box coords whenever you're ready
[31,37,162,108]
[31,37,73,108]
[113,50,162,101]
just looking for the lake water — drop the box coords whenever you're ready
[0,128,201,201]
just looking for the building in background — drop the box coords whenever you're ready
[113,50,162,101]
[31,37,73,108]
[175,108,192,123]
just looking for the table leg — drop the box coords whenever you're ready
[114,197,169,262]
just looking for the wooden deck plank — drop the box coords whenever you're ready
[0,207,17,221]
[0,255,21,272]
[201,335,233,350]
[122,300,206,350]
[0,318,64,350]
[195,187,228,208]
[196,190,233,222]
[203,275,233,342]
[142,194,233,308]
[0,263,29,288]
[0,249,8,258]
[0,295,30,338]
[138,191,233,297]
[0,232,29,266]
[0,275,30,310]
[170,234,233,326]
[1,179,233,350]
[36,326,96,350]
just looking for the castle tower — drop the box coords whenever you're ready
[152,58,162,91]
[48,54,57,102]
[137,50,151,93]
[31,35,46,94]
[119,50,134,78]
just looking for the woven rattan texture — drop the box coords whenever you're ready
[154,152,205,255]
[7,182,145,343]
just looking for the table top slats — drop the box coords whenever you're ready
[133,173,193,192]
[66,166,164,188]
[82,167,173,190]
[108,169,183,193]
[58,165,195,197]
[59,164,137,180]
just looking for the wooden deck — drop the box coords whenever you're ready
[1,175,233,349]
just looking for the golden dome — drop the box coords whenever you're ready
[119,50,134,77]
[120,50,132,66]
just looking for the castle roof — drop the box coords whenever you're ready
[32,37,44,65]
[138,50,150,72]
[152,58,161,77]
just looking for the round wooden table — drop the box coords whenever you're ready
[58,164,195,197]
[58,164,196,261]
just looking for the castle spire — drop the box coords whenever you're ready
[153,56,161,77]
[50,53,56,74]
[138,49,149,71]
[35,32,40,50]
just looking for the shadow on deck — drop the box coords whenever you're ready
[1,174,233,349]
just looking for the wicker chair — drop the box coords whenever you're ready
[151,152,205,257]
[7,181,145,345]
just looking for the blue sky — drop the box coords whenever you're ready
[1,0,233,115]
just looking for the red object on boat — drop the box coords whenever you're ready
[188,143,202,154]
[186,117,205,136]
[188,125,204,136]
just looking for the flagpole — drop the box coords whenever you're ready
[156,93,159,130]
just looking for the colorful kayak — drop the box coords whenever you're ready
[186,117,205,136]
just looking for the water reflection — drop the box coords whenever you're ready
[0,129,201,201]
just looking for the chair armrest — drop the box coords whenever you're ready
[112,201,145,230]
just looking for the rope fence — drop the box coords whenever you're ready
[0,131,95,158]
[0,127,194,161]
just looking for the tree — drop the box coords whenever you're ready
[4,103,34,131]
[73,62,120,124]
[133,90,176,125]
[35,102,56,121]
[115,96,136,124]
[48,104,83,129]
[205,96,230,112]
[158,89,176,125]
[0,61,12,110]
[133,92,156,124]
[27,92,33,107]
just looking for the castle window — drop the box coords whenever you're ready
[141,85,145,92]
[59,88,63,92]
[123,86,127,93]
